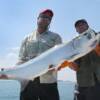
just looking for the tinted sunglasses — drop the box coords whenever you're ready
[38,15,52,20]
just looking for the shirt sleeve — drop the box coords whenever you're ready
[54,34,62,45]
[18,37,28,62]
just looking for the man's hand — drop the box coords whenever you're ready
[57,60,71,71]
[48,64,55,72]
[57,60,79,71]
[0,74,8,79]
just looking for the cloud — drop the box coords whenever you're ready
[0,47,19,68]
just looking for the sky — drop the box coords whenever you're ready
[0,0,100,81]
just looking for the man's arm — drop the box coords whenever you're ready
[57,60,79,71]
[16,37,28,65]
[94,44,100,56]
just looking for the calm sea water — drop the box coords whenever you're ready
[0,80,75,100]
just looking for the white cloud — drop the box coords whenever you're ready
[0,47,19,68]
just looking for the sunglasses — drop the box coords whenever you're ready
[38,15,52,20]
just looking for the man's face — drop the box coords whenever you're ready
[37,15,51,29]
[75,23,89,34]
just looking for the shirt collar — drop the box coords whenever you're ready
[36,30,49,36]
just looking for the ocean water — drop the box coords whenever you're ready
[58,81,75,100]
[0,80,75,100]
[0,80,20,100]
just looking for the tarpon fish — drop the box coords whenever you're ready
[0,29,100,79]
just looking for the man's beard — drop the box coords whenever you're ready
[38,23,49,30]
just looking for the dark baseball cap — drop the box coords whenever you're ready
[75,19,88,27]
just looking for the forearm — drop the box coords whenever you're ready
[94,44,100,56]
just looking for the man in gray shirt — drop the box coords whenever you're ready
[57,19,100,100]
[74,19,100,100]
[18,9,62,100]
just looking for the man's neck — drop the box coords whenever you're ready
[37,28,48,34]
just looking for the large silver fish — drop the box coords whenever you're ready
[0,28,100,79]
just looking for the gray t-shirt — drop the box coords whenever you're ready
[75,51,100,87]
